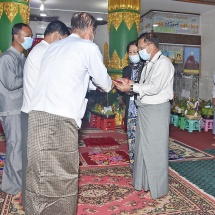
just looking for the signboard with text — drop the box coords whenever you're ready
[140,11,200,35]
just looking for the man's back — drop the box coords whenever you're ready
[30,34,111,127]
[21,40,49,113]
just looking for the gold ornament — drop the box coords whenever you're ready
[109,74,122,80]
[3,2,18,22]
[19,4,30,24]
[108,13,122,32]
[123,12,140,31]
[0,3,3,18]
[108,0,140,12]
[108,50,121,69]
[121,52,129,69]
[108,12,140,32]
[108,51,129,70]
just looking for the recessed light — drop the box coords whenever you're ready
[96,18,103,21]
[40,12,47,17]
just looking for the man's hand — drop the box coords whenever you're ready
[113,78,134,93]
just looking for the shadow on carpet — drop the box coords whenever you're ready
[169,159,215,197]
[78,165,215,215]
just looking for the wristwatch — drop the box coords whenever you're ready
[130,84,133,93]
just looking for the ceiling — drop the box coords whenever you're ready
[29,0,215,23]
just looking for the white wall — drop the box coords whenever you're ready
[30,9,109,56]
[200,9,215,100]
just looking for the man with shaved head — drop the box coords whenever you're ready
[25,12,114,214]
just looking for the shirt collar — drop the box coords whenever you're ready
[10,46,25,58]
[150,50,162,64]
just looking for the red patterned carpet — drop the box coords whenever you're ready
[0,123,215,214]
[77,166,215,215]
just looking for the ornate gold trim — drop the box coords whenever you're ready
[0,3,3,18]
[19,4,30,24]
[103,42,109,67]
[1,2,29,23]
[123,12,140,31]
[108,12,140,32]
[108,0,140,12]
[3,2,18,22]
[108,50,129,70]
[121,52,129,69]
[108,50,121,69]
[108,12,123,31]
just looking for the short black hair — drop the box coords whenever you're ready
[44,20,70,37]
[137,32,159,49]
[71,12,97,33]
[126,40,137,53]
[12,23,29,41]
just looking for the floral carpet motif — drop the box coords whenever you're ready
[80,150,129,166]
[0,189,24,215]
[78,166,215,215]
[169,138,214,161]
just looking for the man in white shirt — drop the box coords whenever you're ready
[25,12,114,214]
[21,20,70,209]
[115,32,174,199]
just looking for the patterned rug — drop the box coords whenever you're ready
[169,159,215,197]
[169,138,214,161]
[80,150,129,166]
[77,165,215,215]
[1,166,214,214]
[83,137,119,147]
[0,188,23,215]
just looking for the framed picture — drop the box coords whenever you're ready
[162,50,175,64]
[183,47,200,75]
[174,50,183,64]
[36,33,44,38]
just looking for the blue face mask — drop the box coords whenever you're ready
[129,54,140,64]
[21,37,33,50]
[139,48,151,61]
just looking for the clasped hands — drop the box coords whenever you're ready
[113,78,134,93]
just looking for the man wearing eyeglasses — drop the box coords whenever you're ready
[0,23,33,195]
[115,32,174,199]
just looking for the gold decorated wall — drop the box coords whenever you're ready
[0,0,30,53]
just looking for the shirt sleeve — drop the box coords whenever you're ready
[88,80,97,90]
[87,44,112,92]
[133,58,174,98]
[0,54,23,90]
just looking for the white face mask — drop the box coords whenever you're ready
[19,36,33,50]
[139,48,151,61]
[129,54,140,63]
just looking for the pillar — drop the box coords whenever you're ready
[0,0,30,54]
[107,0,140,124]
